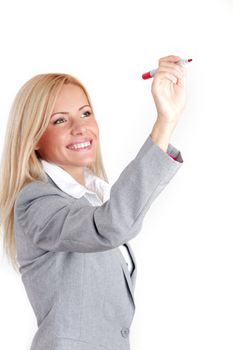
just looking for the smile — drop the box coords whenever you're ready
[66,140,93,151]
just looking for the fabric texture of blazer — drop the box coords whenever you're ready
[14,135,183,350]
[40,157,135,275]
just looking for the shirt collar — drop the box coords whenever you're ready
[40,159,111,203]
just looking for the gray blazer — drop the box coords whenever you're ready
[14,135,183,350]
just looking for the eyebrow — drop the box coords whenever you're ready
[50,104,91,118]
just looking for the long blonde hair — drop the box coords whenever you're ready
[0,73,109,271]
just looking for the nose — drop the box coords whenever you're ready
[70,119,87,136]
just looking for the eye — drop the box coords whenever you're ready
[53,117,66,125]
[82,111,92,118]
[53,110,92,125]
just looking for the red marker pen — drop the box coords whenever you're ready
[142,58,192,80]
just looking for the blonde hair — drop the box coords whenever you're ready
[0,73,109,271]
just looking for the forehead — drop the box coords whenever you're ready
[54,84,89,108]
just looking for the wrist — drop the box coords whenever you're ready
[150,120,175,152]
[155,117,177,131]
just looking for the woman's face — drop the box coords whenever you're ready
[36,83,99,184]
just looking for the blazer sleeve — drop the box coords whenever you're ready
[14,135,184,253]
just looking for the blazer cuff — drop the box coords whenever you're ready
[167,143,183,163]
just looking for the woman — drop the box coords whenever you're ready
[0,54,186,350]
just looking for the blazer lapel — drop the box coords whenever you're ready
[116,242,137,308]
[124,242,137,287]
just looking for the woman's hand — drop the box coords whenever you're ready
[151,55,187,127]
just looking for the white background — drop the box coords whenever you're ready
[0,0,233,349]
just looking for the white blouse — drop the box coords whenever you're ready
[40,159,134,274]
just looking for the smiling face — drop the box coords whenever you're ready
[35,83,99,185]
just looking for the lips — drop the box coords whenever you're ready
[66,139,93,148]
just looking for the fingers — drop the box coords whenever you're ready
[159,55,181,63]
[159,63,186,80]
[158,56,186,81]
[157,71,178,84]
[153,55,187,84]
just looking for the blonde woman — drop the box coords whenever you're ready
[0,54,186,350]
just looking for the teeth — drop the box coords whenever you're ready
[68,141,91,150]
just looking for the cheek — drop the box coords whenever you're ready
[38,132,52,149]
[38,129,61,150]
[91,120,99,137]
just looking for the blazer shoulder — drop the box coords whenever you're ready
[15,179,72,208]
